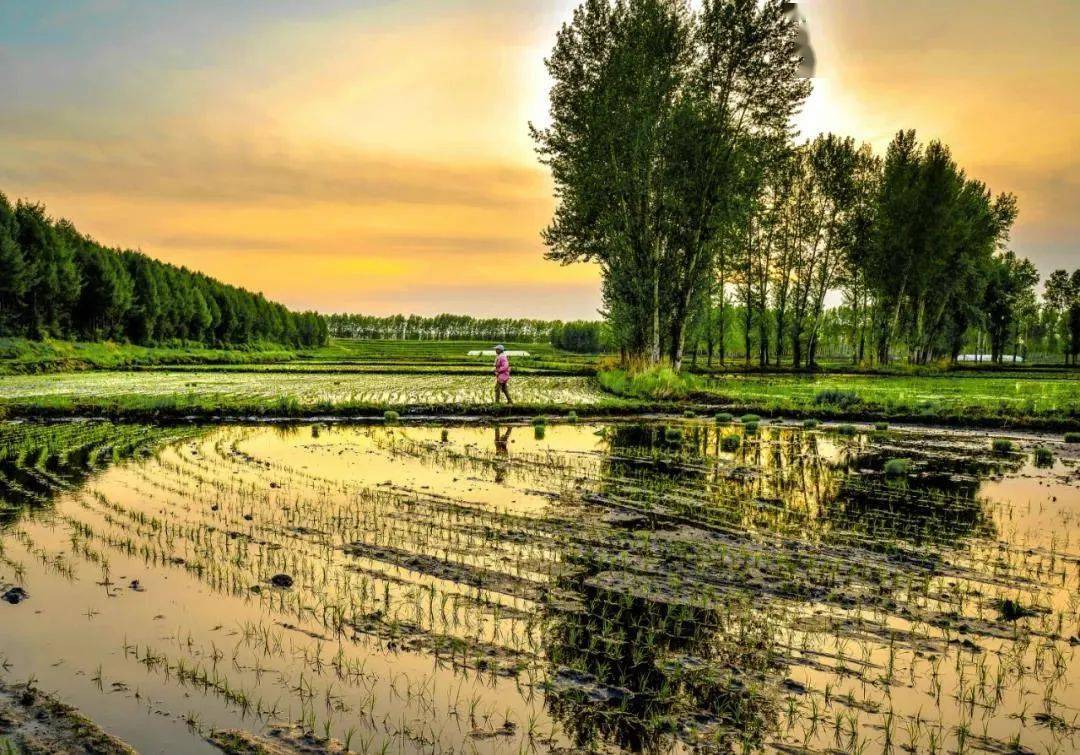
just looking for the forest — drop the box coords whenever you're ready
[0,192,327,348]
[533,0,1080,370]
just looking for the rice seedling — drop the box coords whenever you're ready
[714,412,733,423]
[1033,446,1054,467]
[883,458,910,477]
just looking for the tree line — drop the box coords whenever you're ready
[535,0,1062,369]
[0,192,327,348]
[326,313,558,343]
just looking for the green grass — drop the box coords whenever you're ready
[0,337,303,374]
[597,367,1080,428]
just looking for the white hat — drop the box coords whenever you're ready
[494,344,505,351]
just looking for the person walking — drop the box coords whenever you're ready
[493,345,512,404]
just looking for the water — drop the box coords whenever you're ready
[1,419,1078,753]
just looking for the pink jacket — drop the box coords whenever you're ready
[494,353,511,383]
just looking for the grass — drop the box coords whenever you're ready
[992,438,1015,454]
[597,367,1080,429]
[883,458,910,477]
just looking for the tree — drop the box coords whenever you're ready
[0,193,28,334]
[534,0,809,370]
[983,251,1038,363]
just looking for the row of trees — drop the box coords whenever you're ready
[325,313,561,343]
[536,0,1051,369]
[550,320,612,353]
[0,193,327,347]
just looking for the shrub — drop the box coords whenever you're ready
[883,458,910,477]
[836,424,857,437]
[1065,432,1080,444]
[683,409,696,418]
[531,415,548,427]
[383,410,400,423]
[743,421,759,434]
[664,426,683,443]
[992,438,1014,454]
[566,410,578,424]
[813,389,861,408]
[533,425,546,440]
[740,414,760,424]
[1034,447,1054,467]
[875,422,889,431]
[720,434,741,452]
[802,418,820,429]
[714,412,733,424]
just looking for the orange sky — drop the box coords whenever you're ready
[0,1,1076,318]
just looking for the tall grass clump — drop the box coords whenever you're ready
[802,418,819,429]
[813,389,861,408]
[1065,432,1080,444]
[714,412,733,424]
[836,424,858,437]
[597,367,702,399]
[740,414,760,424]
[743,421,759,434]
[992,438,1014,454]
[383,410,400,423]
[720,434,741,452]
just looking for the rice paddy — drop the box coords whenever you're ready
[2,417,1079,753]
[0,371,608,410]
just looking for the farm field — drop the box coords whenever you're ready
[0,371,613,415]
[1,418,1079,753]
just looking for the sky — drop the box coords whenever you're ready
[0,1,1076,319]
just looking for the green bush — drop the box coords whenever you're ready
[874,422,889,431]
[566,410,578,424]
[743,421,759,434]
[813,389,861,408]
[534,425,546,440]
[992,438,1014,454]
[1065,432,1080,444]
[664,426,683,443]
[883,458,910,477]
[1034,446,1054,467]
[720,434,741,452]
[383,410,400,423]
[714,412,733,423]
[531,415,548,427]
[836,424,857,437]
[683,409,696,418]
[740,414,760,424]
[802,418,820,429]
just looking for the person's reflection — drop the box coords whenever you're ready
[493,425,513,483]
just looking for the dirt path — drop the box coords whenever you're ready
[0,678,135,754]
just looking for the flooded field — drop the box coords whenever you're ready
[0,371,606,408]
[1,418,1079,753]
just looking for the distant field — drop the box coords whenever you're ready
[691,371,1080,421]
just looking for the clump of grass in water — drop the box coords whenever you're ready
[740,414,760,424]
[714,412,733,424]
[998,598,1036,621]
[992,438,1014,454]
[884,458,910,477]
[875,422,889,431]
[720,434,741,452]
[383,410,400,423]
[802,418,819,429]
[1033,446,1053,467]
[531,416,547,427]
[836,424,857,437]
[1065,432,1080,444]
[440,428,449,442]
[743,421,759,435]
[664,426,683,443]
[566,411,578,424]
[533,425,546,440]
[683,409,696,418]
